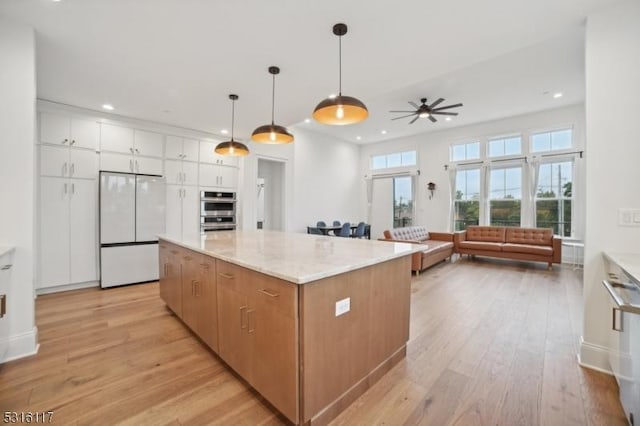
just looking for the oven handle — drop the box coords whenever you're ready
[201,197,237,202]
[602,280,640,315]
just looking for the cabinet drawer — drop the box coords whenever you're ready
[216,260,246,293]
[253,275,297,319]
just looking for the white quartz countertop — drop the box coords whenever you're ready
[0,246,15,259]
[159,231,422,284]
[604,252,640,285]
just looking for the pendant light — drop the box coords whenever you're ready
[251,66,294,144]
[313,23,368,125]
[215,94,249,157]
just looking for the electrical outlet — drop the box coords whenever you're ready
[335,297,351,317]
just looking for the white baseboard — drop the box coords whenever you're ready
[578,336,612,374]
[1,326,39,363]
[36,280,99,295]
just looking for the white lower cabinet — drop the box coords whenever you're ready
[39,177,97,289]
[166,184,200,240]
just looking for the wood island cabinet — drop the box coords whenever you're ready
[158,243,182,318]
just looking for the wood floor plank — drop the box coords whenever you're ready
[0,262,628,425]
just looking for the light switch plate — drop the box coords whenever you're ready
[335,297,351,317]
[619,208,640,227]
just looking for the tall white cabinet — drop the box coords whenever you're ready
[38,112,99,290]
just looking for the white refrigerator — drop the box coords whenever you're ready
[100,172,166,288]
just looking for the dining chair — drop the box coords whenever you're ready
[335,222,351,237]
[308,227,323,235]
[332,220,341,226]
[317,221,327,227]
[352,222,366,238]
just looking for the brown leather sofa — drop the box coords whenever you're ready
[382,226,454,274]
[454,225,561,268]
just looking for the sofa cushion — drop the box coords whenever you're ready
[420,240,454,254]
[466,226,506,242]
[505,227,552,246]
[502,243,553,256]
[387,226,429,242]
[458,241,503,252]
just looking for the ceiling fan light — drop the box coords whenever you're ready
[214,140,250,157]
[419,112,430,118]
[313,95,368,125]
[251,124,294,144]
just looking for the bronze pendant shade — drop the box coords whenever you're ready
[313,23,368,126]
[215,94,249,157]
[251,66,293,144]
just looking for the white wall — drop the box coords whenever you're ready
[580,0,640,372]
[0,17,38,361]
[359,104,586,234]
[291,128,365,233]
[258,159,285,231]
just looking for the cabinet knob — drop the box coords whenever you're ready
[70,140,76,145]
[0,264,12,270]
[62,138,68,144]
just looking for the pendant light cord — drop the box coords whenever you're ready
[338,35,342,96]
[271,73,276,125]
[230,98,235,141]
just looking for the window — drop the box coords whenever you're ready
[450,142,480,162]
[489,167,522,227]
[531,129,572,152]
[393,176,413,228]
[488,136,521,157]
[536,161,573,236]
[371,150,417,170]
[453,168,480,231]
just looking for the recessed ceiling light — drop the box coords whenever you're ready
[328,94,337,99]
[445,117,452,122]
[102,104,114,111]
[553,92,563,99]
[52,0,62,2]
[221,129,229,134]
[304,118,311,123]
[381,130,387,134]
[356,136,362,141]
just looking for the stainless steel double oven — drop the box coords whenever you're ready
[200,191,236,232]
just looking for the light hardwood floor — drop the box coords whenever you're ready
[0,257,628,425]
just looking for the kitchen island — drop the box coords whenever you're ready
[158,230,420,425]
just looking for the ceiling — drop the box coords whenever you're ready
[0,0,621,145]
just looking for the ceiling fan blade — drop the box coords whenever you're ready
[409,116,420,124]
[408,101,420,109]
[431,111,459,116]
[429,98,445,108]
[428,115,437,123]
[391,113,417,120]
[389,110,416,113]
[432,103,463,111]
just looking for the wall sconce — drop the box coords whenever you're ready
[427,182,436,200]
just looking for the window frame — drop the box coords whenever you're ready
[534,157,575,237]
[370,150,417,170]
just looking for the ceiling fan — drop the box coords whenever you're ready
[390,97,463,124]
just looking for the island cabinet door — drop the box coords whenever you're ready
[159,245,183,317]
[216,261,253,381]
[181,252,218,352]
[250,277,299,424]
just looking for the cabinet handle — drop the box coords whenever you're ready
[200,263,210,269]
[1,264,12,270]
[64,183,68,194]
[612,307,623,332]
[63,162,68,176]
[129,159,133,172]
[163,263,168,276]
[183,255,193,261]
[219,272,234,280]
[259,288,280,298]
[170,250,179,255]
[135,160,139,172]
[0,294,6,318]
[70,139,76,145]
[71,183,75,194]
[70,163,75,176]
[192,280,200,297]
[247,309,255,333]
[240,306,248,329]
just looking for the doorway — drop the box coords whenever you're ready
[257,158,285,231]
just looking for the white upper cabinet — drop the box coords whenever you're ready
[182,161,198,186]
[166,136,200,162]
[40,112,98,149]
[101,123,134,154]
[134,130,164,158]
[199,140,239,167]
[69,149,99,179]
[40,145,70,177]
